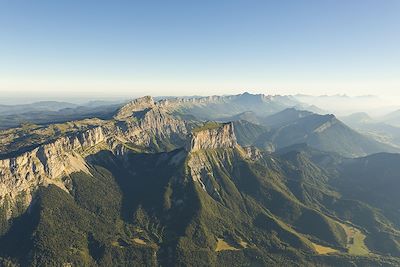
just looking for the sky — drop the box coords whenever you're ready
[0,0,399,101]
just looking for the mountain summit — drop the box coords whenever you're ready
[115,96,155,119]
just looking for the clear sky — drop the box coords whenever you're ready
[0,0,399,99]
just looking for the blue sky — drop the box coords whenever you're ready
[0,0,399,99]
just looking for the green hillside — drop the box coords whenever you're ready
[1,144,400,266]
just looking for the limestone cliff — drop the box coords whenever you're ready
[0,96,193,219]
[185,122,237,152]
[0,126,106,219]
[185,122,240,199]
[115,106,190,150]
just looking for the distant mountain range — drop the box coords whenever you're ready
[0,100,125,129]
[341,112,400,149]
[231,108,399,157]
[293,94,398,116]
[0,92,322,129]
[1,93,400,266]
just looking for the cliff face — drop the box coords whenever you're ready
[116,106,189,149]
[185,122,237,152]
[185,123,239,199]
[0,126,105,188]
[0,126,105,218]
[0,96,193,218]
[0,95,192,196]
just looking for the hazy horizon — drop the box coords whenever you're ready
[0,91,398,118]
[0,90,395,103]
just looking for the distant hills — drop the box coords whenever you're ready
[0,100,125,129]
[381,109,400,127]
[230,108,399,157]
[341,112,400,149]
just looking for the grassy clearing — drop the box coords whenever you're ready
[338,222,369,255]
[132,238,147,245]
[215,238,239,252]
[192,122,222,133]
[311,242,339,255]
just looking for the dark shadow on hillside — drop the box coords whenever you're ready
[0,193,41,265]
[86,149,176,222]
[85,148,200,265]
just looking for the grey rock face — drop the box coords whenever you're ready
[0,126,105,218]
[185,122,237,152]
[115,96,155,119]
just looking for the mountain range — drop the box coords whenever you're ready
[1,93,400,266]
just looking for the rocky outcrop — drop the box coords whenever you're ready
[184,122,239,199]
[0,126,106,189]
[186,147,238,200]
[185,122,237,152]
[113,106,190,150]
[111,96,192,149]
[242,146,262,161]
[186,150,218,195]
[115,96,155,119]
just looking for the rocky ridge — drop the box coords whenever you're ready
[114,96,155,119]
[0,95,274,220]
[0,96,194,218]
[0,126,107,218]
